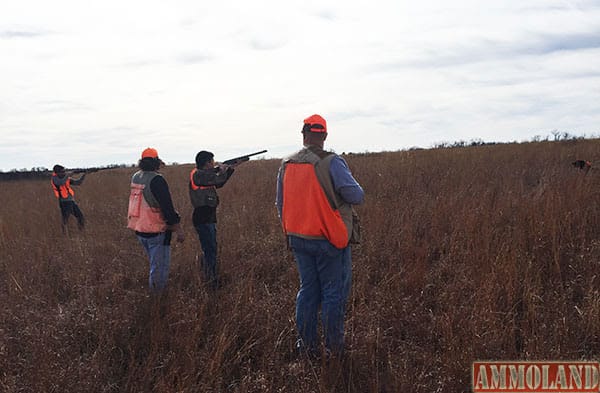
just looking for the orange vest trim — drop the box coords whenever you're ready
[190,168,216,191]
[51,174,74,199]
[282,163,349,249]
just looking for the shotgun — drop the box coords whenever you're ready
[222,150,267,166]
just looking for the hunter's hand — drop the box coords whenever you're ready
[215,163,231,172]
[169,224,185,243]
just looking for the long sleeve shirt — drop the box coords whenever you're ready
[68,174,85,186]
[192,166,235,189]
[149,175,180,226]
[191,166,235,225]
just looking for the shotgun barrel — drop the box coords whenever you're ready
[222,150,267,165]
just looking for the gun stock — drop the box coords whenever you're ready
[223,150,267,165]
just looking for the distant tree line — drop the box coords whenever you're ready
[432,130,597,150]
[2,130,597,181]
[0,164,131,181]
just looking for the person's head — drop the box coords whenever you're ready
[53,164,66,178]
[302,114,328,148]
[195,151,215,169]
[138,147,164,171]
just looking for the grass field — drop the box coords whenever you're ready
[2,139,600,392]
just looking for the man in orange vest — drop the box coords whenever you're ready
[51,164,86,233]
[189,151,236,289]
[276,114,364,358]
[127,148,185,293]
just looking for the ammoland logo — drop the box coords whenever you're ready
[472,361,600,392]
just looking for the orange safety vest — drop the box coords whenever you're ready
[282,162,349,249]
[127,171,168,233]
[51,173,74,199]
[189,168,216,191]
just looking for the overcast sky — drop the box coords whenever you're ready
[1,0,600,171]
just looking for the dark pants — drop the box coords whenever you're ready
[194,223,218,285]
[59,200,85,230]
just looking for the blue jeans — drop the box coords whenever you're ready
[195,224,218,284]
[341,246,352,306]
[137,233,171,292]
[289,235,352,355]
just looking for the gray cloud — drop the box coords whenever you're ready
[116,53,213,68]
[526,32,600,55]
[118,59,166,68]
[0,30,48,39]
[74,127,144,149]
[176,53,214,65]
[375,31,600,71]
[248,38,286,51]
[249,38,286,51]
[330,108,388,122]
[310,8,337,21]
[35,100,92,113]
[457,67,600,88]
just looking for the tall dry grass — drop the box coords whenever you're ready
[2,139,600,392]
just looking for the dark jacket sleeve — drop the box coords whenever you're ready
[149,175,181,225]
[69,174,85,186]
[194,167,235,189]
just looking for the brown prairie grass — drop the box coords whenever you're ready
[2,139,600,392]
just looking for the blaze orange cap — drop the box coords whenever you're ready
[303,114,327,133]
[141,147,159,159]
